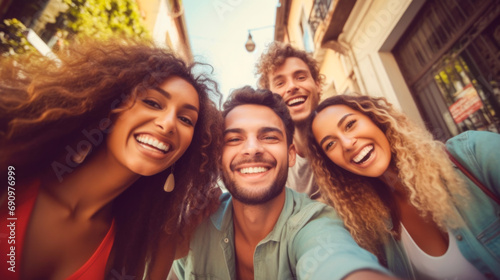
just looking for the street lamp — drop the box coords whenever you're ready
[245,33,256,52]
[244,25,274,52]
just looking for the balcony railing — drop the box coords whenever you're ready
[308,0,332,36]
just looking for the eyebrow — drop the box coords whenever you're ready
[153,87,171,98]
[337,113,353,128]
[319,135,333,147]
[223,127,284,137]
[259,127,284,137]
[271,74,284,84]
[294,70,309,76]
[153,87,199,113]
[223,128,243,136]
[271,70,309,83]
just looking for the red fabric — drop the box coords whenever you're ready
[0,179,115,279]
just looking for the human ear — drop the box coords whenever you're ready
[288,143,297,167]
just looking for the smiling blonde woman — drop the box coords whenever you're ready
[307,94,500,280]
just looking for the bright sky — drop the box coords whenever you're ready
[183,0,279,101]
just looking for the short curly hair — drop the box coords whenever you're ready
[256,41,323,89]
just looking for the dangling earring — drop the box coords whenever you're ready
[164,165,175,192]
[71,143,91,164]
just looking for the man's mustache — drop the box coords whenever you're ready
[230,156,277,171]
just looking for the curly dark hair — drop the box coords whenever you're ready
[0,37,223,277]
[255,41,324,89]
[222,86,294,146]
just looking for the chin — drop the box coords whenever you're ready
[292,115,309,125]
[364,170,387,178]
[131,166,168,177]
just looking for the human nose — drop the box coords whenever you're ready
[154,110,177,135]
[242,137,264,156]
[285,79,298,95]
[339,134,357,151]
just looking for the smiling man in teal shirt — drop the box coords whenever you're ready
[172,87,395,280]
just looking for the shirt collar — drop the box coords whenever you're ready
[210,192,233,232]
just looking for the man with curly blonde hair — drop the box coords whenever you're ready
[256,42,323,199]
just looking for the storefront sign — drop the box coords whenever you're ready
[449,84,483,124]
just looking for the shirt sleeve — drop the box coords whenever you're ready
[446,130,500,196]
[292,209,391,280]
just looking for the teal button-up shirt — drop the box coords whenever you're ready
[173,188,389,279]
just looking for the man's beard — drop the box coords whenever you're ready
[221,156,288,205]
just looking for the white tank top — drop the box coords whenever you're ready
[400,224,486,280]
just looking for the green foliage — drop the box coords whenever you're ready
[0,18,36,56]
[0,0,150,57]
[62,0,150,40]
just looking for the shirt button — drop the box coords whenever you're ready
[224,238,229,243]
[456,234,463,241]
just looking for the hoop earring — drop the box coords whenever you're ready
[164,165,175,192]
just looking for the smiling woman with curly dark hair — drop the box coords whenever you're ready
[0,37,223,279]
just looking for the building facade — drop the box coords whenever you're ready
[136,0,193,63]
[1,0,193,63]
[275,0,499,141]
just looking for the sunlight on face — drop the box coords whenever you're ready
[221,104,296,204]
[269,57,321,124]
[312,105,391,178]
[106,76,199,176]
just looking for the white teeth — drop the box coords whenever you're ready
[353,145,373,163]
[287,97,306,106]
[136,135,170,152]
[240,167,268,174]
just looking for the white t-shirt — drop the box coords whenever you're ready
[286,155,320,199]
[400,224,486,280]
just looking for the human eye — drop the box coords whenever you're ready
[324,140,336,151]
[142,99,161,109]
[263,135,279,142]
[345,119,356,131]
[260,130,282,143]
[179,116,194,126]
[296,71,309,80]
[224,135,241,145]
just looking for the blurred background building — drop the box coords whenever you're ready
[0,0,192,62]
[2,0,499,141]
[135,0,192,62]
[275,0,500,141]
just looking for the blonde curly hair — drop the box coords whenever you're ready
[306,94,469,260]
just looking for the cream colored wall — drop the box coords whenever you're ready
[135,0,161,32]
[136,0,175,49]
[318,49,341,98]
[286,0,341,98]
[337,0,424,126]
[287,0,313,49]
[135,0,191,62]
[152,0,179,49]
[284,0,423,120]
